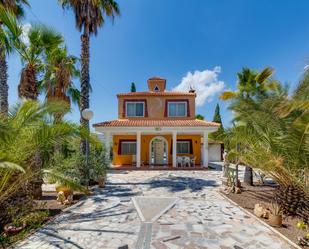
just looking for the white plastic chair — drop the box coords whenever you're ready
[176,157,183,167]
[183,156,191,167]
[190,156,196,167]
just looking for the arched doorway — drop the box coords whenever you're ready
[149,136,168,166]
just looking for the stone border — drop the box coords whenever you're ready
[132,197,178,222]
[219,192,301,249]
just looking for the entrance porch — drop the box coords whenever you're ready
[108,164,206,170]
[98,126,218,169]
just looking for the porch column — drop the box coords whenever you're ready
[136,131,141,168]
[172,131,177,167]
[104,132,111,165]
[202,132,209,168]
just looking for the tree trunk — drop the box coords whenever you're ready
[80,34,90,135]
[244,166,253,185]
[305,169,309,189]
[27,151,43,199]
[0,46,8,118]
[18,64,38,100]
[275,183,309,224]
[80,33,90,185]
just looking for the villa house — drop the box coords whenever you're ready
[93,77,221,169]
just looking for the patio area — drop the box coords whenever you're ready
[16,168,294,249]
[110,164,205,171]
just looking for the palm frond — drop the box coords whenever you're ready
[0,161,25,173]
[43,169,88,193]
[220,91,237,100]
[255,67,274,84]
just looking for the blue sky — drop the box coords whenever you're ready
[7,0,309,128]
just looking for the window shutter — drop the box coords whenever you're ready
[145,100,148,117]
[186,100,190,117]
[118,140,123,154]
[122,101,126,118]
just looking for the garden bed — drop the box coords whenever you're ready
[223,184,308,248]
[0,190,85,248]
[34,190,84,215]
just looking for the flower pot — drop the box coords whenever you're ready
[4,222,26,235]
[269,214,282,227]
[98,176,105,188]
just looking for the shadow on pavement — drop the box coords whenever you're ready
[148,176,219,192]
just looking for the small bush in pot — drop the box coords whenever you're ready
[269,202,283,227]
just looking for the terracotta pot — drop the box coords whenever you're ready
[4,222,26,235]
[56,185,73,198]
[269,214,282,227]
[98,176,105,188]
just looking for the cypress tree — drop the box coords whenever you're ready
[211,103,224,139]
[213,103,223,124]
[131,82,136,92]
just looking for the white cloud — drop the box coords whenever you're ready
[21,23,31,46]
[172,66,225,106]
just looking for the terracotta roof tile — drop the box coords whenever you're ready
[117,91,196,97]
[93,119,220,128]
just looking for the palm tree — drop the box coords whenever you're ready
[58,0,120,152]
[0,101,88,225]
[40,46,80,122]
[222,73,309,223]
[17,26,64,100]
[220,67,276,185]
[0,0,29,117]
[0,8,64,100]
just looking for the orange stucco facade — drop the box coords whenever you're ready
[93,77,221,168]
[112,134,202,166]
[117,95,196,120]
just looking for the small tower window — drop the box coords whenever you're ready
[154,85,160,92]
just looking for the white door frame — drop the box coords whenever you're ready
[149,136,169,165]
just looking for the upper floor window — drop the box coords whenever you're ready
[168,102,187,117]
[126,102,145,117]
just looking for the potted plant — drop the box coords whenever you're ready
[268,202,283,227]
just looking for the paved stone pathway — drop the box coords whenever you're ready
[16,168,294,249]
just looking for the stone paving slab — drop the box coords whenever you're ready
[132,197,178,222]
[16,169,294,249]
